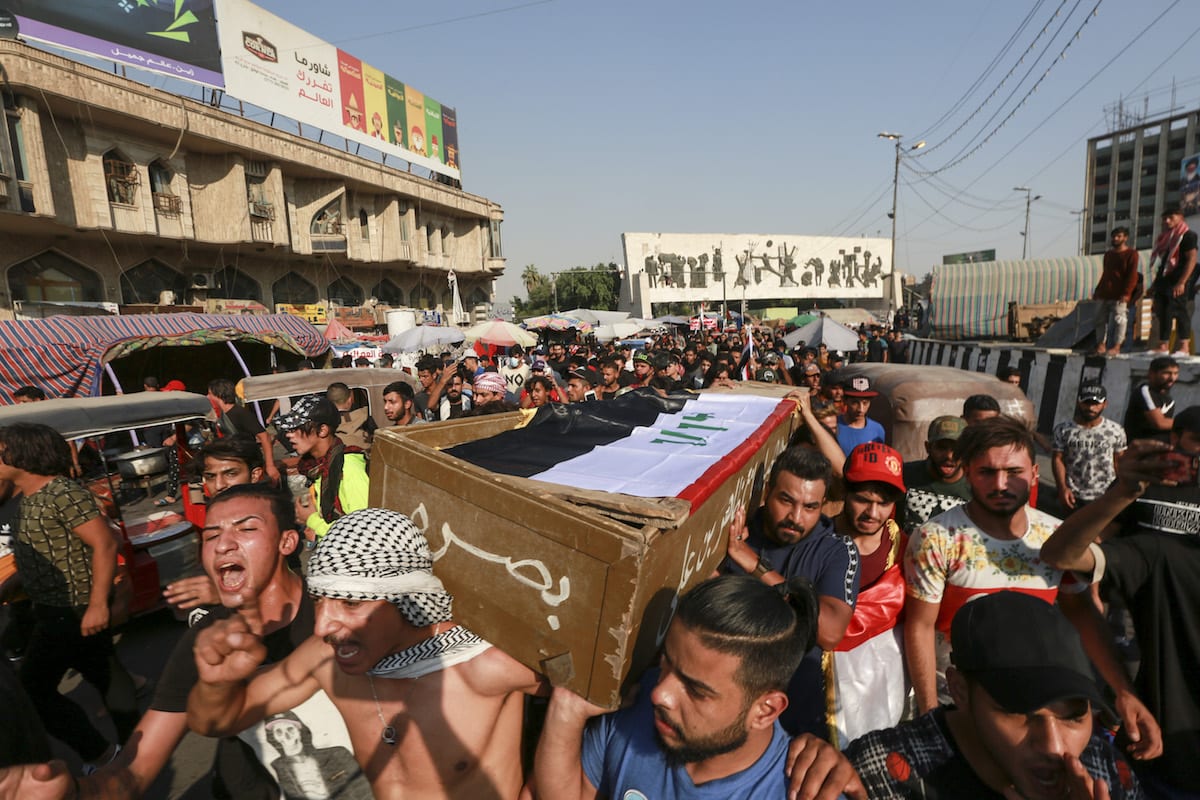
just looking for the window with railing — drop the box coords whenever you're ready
[311,198,344,235]
[247,175,274,219]
[149,160,181,214]
[103,150,138,205]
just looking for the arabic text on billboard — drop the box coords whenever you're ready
[8,0,223,87]
[942,249,996,265]
[215,0,461,180]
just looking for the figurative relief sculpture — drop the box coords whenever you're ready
[640,241,883,290]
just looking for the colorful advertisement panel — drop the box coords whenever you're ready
[214,0,460,179]
[8,0,223,87]
[1182,152,1200,228]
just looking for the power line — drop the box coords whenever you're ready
[913,0,1064,153]
[905,0,1179,237]
[331,0,557,44]
[913,0,1103,177]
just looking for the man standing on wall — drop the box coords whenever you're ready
[1093,226,1140,356]
[1148,207,1197,355]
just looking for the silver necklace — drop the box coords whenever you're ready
[366,622,448,746]
[368,674,401,746]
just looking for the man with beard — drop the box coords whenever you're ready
[470,371,514,412]
[836,376,886,456]
[631,352,654,388]
[1041,410,1200,795]
[276,395,369,542]
[722,447,859,737]
[900,416,971,532]
[428,373,472,420]
[594,357,627,400]
[188,508,547,800]
[1052,383,1126,513]
[381,381,426,427]
[1124,356,1178,443]
[848,592,1144,799]
[546,342,569,378]
[902,416,1157,738]
[533,575,864,800]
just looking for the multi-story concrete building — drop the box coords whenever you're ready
[0,40,505,320]
[1083,106,1199,254]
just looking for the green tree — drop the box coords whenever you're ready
[513,262,622,320]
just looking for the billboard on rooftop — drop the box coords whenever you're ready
[214,0,461,180]
[7,0,223,87]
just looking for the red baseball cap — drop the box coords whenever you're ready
[843,442,905,494]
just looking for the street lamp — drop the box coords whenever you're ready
[1013,186,1042,259]
[878,132,925,312]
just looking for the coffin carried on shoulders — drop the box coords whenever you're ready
[370,386,799,707]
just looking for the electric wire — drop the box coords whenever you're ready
[905,1,1180,237]
[912,0,1103,176]
[913,0,1063,153]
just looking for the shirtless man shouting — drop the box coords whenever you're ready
[187,508,547,799]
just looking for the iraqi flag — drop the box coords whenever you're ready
[446,389,791,503]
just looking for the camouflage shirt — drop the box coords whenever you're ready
[13,477,102,607]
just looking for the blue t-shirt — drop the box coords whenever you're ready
[582,674,792,798]
[722,511,860,738]
[836,417,886,456]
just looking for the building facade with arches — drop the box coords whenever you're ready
[0,40,504,321]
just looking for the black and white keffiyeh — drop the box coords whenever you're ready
[308,508,453,627]
[367,624,491,679]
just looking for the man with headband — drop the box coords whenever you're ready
[187,508,547,799]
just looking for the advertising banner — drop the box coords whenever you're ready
[8,0,223,87]
[214,0,460,179]
[1182,153,1200,229]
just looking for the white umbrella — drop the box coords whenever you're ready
[381,326,465,353]
[782,316,860,351]
[593,320,651,342]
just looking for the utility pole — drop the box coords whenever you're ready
[1071,207,1088,255]
[878,132,925,312]
[1014,186,1042,259]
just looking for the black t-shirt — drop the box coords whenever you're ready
[1123,382,1174,442]
[1155,230,1198,288]
[1100,532,1200,789]
[152,595,323,799]
[723,509,860,738]
[220,405,265,438]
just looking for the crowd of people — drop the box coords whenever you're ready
[0,316,1196,800]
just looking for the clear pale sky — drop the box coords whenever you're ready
[258,1,1199,303]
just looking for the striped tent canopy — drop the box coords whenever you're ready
[0,313,328,402]
[928,253,1149,340]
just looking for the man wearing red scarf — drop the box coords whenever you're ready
[1149,207,1198,355]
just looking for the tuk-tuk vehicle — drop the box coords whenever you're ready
[834,363,1034,461]
[0,392,212,618]
[239,367,420,430]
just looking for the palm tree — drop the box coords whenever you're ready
[522,264,545,295]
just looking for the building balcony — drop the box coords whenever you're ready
[249,200,275,220]
[153,192,182,215]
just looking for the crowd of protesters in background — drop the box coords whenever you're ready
[0,308,1196,800]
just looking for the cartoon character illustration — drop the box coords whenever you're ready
[343,94,365,132]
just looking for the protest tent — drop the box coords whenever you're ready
[782,316,860,352]
[0,313,328,402]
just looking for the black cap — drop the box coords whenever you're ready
[567,368,596,386]
[1077,383,1106,403]
[951,591,1109,715]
